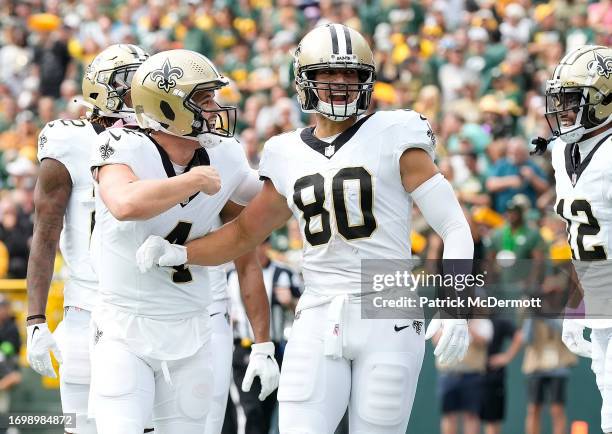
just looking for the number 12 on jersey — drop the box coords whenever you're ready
[293,167,377,246]
[556,198,607,260]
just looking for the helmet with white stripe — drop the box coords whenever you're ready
[294,24,376,121]
[82,44,149,118]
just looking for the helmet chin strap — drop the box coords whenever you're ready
[559,124,586,143]
[316,98,359,122]
[136,113,165,131]
[197,133,222,148]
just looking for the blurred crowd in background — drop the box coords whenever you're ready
[0,0,610,432]
[0,0,611,276]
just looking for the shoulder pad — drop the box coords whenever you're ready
[91,128,150,168]
[38,119,94,163]
[379,109,430,125]
[263,129,300,151]
[380,110,436,159]
[102,127,147,143]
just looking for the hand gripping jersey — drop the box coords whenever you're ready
[90,128,252,319]
[37,119,102,311]
[258,110,436,297]
[551,132,612,328]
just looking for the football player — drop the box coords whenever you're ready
[543,45,612,434]
[137,25,473,433]
[88,49,277,434]
[26,44,149,434]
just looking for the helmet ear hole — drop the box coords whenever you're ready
[160,100,176,121]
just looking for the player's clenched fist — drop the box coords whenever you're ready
[185,166,221,195]
[136,235,187,273]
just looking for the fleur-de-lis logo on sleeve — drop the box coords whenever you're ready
[150,59,184,93]
[99,139,115,160]
[426,123,436,146]
[38,134,47,149]
[587,53,612,79]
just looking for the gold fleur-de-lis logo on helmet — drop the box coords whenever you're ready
[150,58,184,93]
[587,53,612,79]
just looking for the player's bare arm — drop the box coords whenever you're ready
[27,158,72,325]
[97,163,220,221]
[185,180,292,266]
[399,147,439,193]
[220,200,271,343]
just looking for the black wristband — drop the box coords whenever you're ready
[26,314,46,322]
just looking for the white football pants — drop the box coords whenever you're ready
[54,307,97,434]
[278,295,425,434]
[204,300,233,434]
[591,327,612,433]
[91,335,213,434]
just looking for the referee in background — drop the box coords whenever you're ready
[227,237,301,434]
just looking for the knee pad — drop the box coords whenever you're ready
[278,338,322,402]
[57,322,92,385]
[354,353,419,426]
[170,350,213,421]
[65,412,97,434]
[92,342,137,398]
[176,377,212,420]
[59,381,90,424]
[279,400,334,434]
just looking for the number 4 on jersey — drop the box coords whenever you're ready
[164,222,193,282]
[293,167,376,246]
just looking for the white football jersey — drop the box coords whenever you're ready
[551,131,612,328]
[90,128,251,319]
[208,216,229,302]
[37,119,101,311]
[258,110,436,297]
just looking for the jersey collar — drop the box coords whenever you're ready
[299,113,374,159]
[564,132,612,187]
